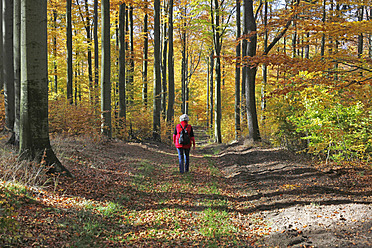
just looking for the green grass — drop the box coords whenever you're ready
[199,208,238,238]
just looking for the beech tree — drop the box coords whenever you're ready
[243,0,260,141]
[12,0,21,145]
[66,0,73,104]
[0,0,3,91]
[166,0,175,124]
[3,0,14,133]
[119,3,126,122]
[101,0,111,138]
[153,0,162,141]
[19,0,71,176]
[142,2,149,106]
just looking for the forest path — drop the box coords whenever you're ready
[199,140,372,247]
[1,130,371,247]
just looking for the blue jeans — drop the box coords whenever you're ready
[177,148,190,173]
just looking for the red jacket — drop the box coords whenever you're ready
[173,121,195,149]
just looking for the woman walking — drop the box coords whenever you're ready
[173,114,196,173]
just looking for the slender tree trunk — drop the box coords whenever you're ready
[161,2,168,119]
[181,6,187,114]
[209,51,214,128]
[321,0,326,57]
[244,0,260,141]
[369,7,372,58]
[12,0,21,145]
[19,0,71,176]
[213,0,222,143]
[3,0,14,133]
[129,5,134,103]
[357,6,364,57]
[53,9,58,93]
[94,0,99,111]
[206,57,210,126]
[84,0,93,105]
[119,4,126,122]
[101,0,111,138]
[66,0,73,104]
[185,49,189,114]
[292,22,297,58]
[261,0,268,122]
[166,0,174,124]
[235,0,241,140]
[0,0,2,91]
[153,0,162,141]
[305,32,310,59]
[142,4,148,107]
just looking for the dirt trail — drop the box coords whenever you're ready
[202,142,372,247]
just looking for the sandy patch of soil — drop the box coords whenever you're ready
[209,143,372,247]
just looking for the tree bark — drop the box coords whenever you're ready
[94,0,99,110]
[142,3,148,107]
[166,0,175,124]
[119,3,126,123]
[209,51,214,128]
[129,5,134,103]
[235,0,241,140]
[261,0,268,122]
[12,0,21,145]
[153,0,162,141]
[0,0,3,91]
[19,0,71,176]
[161,9,168,119]
[243,0,260,141]
[101,0,112,138]
[53,9,58,93]
[3,0,14,133]
[66,0,73,104]
[84,0,93,105]
[357,6,364,57]
[213,0,222,143]
[181,6,187,114]
[321,0,326,57]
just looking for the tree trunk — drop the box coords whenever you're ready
[209,51,214,128]
[3,0,14,133]
[357,6,364,57]
[119,3,126,122]
[66,0,73,104]
[129,5,134,103]
[321,0,326,57]
[305,32,310,59]
[84,0,93,105]
[12,0,21,145]
[0,0,2,91]
[166,0,175,124]
[261,0,268,122]
[181,6,187,114]
[19,0,71,176]
[213,0,222,143]
[53,9,58,93]
[153,0,162,141]
[101,0,112,138]
[142,4,148,107]
[94,0,99,111]
[161,2,168,119]
[235,0,241,140]
[243,0,260,141]
[369,7,372,58]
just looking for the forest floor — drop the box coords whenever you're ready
[0,128,371,247]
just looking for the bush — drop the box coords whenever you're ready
[49,95,100,137]
[271,85,372,162]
